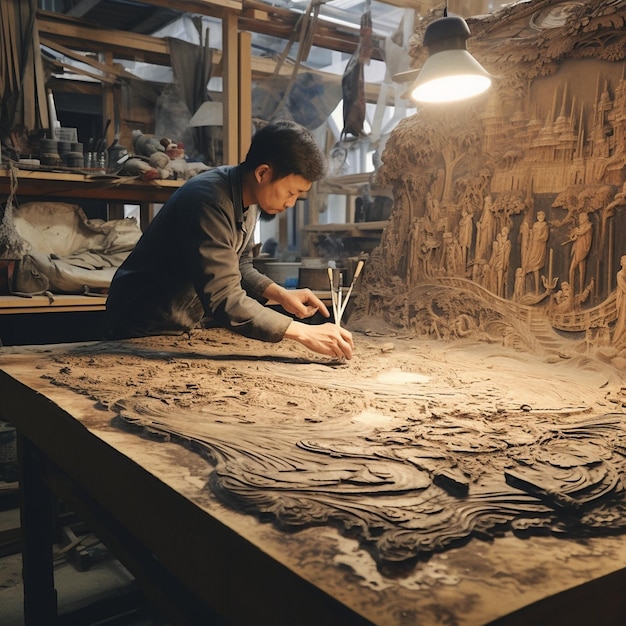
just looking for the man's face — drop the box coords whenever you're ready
[256,168,312,217]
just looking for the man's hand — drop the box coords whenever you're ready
[284,321,354,360]
[264,284,330,320]
[263,283,353,359]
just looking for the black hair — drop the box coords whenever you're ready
[242,120,327,182]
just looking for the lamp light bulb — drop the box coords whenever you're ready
[409,16,492,104]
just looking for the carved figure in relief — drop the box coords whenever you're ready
[553,281,574,314]
[420,237,439,277]
[494,226,512,298]
[458,207,474,272]
[446,237,464,276]
[613,255,626,349]
[475,195,496,262]
[426,192,442,229]
[518,217,531,277]
[601,181,626,250]
[525,211,550,294]
[552,276,595,315]
[471,258,486,285]
[514,267,525,301]
[503,227,512,293]
[383,213,402,275]
[566,212,593,295]
[483,261,497,294]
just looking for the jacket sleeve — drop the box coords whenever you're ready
[239,240,274,301]
[178,190,292,342]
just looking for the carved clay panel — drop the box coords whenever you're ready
[24,331,626,573]
[356,0,626,364]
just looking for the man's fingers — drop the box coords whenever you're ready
[295,305,318,319]
[338,337,353,359]
[318,300,330,317]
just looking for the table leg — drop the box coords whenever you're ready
[17,433,58,625]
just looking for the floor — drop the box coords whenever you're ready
[0,480,167,626]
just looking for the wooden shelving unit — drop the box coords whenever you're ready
[0,166,184,226]
[0,166,183,328]
[305,172,390,257]
[0,167,182,200]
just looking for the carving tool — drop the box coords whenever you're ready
[336,271,343,324]
[338,260,364,322]
[327,267,339,324]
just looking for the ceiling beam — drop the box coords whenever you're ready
[126,0,242,15]
[241,0,384,60]
[51,0,385,60]
[39,10,172,66]
[37,8,392,103]
[38,4,373,61]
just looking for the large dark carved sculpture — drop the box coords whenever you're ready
[354,0,626,365]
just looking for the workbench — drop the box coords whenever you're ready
[2,332,626,626]
[0,294,107,314]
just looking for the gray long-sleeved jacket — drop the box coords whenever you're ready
[103,165,292,341]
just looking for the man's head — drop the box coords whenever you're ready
[242,121,327,217]
[243,120,326,182]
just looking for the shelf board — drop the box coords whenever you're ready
[318,172,375,194]
[304,221,388,237]
[0,294,107,314]
[0,166,184,203]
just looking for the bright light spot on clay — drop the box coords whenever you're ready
[352,410,397,425]
[376,370,430,384]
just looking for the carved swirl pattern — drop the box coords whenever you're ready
[42,333,626,570]
[116,402,626,566]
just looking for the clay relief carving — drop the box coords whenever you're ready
[122,405,626,566]
[39,336,626,570]
[355,0,626,365]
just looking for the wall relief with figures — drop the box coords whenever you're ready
[353,0,626,363]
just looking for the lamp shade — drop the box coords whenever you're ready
[410,16,491,104]
[189,100,223,127]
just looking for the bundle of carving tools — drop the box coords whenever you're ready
[328,260,364,326]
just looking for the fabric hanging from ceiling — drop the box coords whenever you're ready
[252,71,343,130]
[341,0,373,141]
[251,0,342,131]
[165,19,216,164]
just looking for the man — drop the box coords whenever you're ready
[104,121,354,360]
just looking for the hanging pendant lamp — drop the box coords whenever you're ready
[410,13,492,104]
